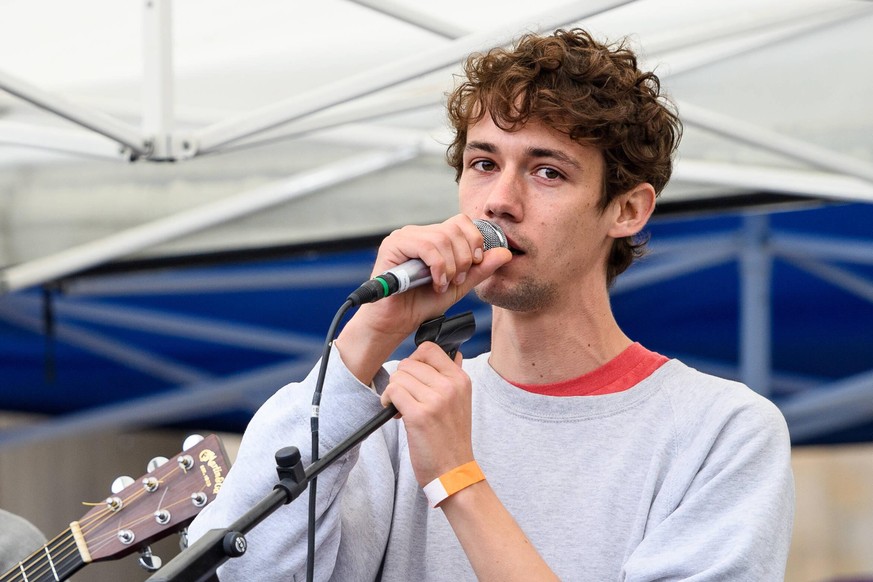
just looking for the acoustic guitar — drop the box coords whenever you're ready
[1,434,230,582]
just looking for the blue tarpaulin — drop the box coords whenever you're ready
[1,202,872,447]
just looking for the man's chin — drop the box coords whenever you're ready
[473,279,555,313]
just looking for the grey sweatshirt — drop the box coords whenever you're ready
[189,349,794,581]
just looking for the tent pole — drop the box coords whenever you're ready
[657,5,866,78]
[771,233,873,266]
[0,147,418,294]
[0,361,314,451]
[192,0,638,153]
[0,121,129,160]
[642,3,865,59]
[679,102,873,185]
[0,69,148,157]
[781,368,873,443]
[739,213,772,396]
[142,0,175,160]
[673,159,873,203]
[346,0,469,39]
[613,238,738,294]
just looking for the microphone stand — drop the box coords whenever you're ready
[146,311,476,582]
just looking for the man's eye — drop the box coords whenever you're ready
[536,167,562,180]
[472,160,496,172]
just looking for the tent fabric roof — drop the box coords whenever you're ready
[0,0,872,448]
[2,0,872,271]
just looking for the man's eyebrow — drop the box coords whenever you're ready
[527,147,582,170]
[465,140,496,153]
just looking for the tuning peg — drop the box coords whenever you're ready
[179,527,189,550]
[111,475,134,494]
[183,434,204,451]
[138,546,162,572]
[147,456,169,472]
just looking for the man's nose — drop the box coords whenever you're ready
[484,171,523,221]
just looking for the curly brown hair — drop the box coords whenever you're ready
[446,28,682,286]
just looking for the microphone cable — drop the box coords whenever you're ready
[307,297,354,582]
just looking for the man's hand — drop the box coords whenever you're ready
[335,215,511,386]
[380,342,474,487]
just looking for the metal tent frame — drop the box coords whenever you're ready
[1,0,872,449]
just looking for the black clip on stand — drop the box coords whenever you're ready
[147,311,476,582]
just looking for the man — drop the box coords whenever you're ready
[189,29,794,580]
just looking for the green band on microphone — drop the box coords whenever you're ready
[375,276,390,298]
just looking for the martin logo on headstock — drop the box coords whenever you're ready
[1,434,230,582]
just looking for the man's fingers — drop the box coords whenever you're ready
[449,246,512,300]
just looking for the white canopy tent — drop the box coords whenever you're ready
[1,0,873,447]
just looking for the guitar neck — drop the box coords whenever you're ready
[0,434,229,582]
[1,528,86,582]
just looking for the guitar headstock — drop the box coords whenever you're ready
[74,434,230,563]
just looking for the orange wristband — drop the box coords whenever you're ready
[422,460,485,508]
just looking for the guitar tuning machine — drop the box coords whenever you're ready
[191,491,208,507]
[105,496,124,512]
[110,475,134,494]
[169,434,203,472]
[154,509,172,525]
[183,434,204,450]
[178,454,195,471]
[139,545,162,572]
[179,527,189,550]
[147,456,169,473]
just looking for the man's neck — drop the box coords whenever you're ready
[488,293,631,385]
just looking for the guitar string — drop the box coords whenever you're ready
[72,465,187,557]
[1,471,179,582]
[1,463,192,582]
[0,526,80,582]
[11,484,159,582]
[86,481,210,557]
[4,442,225,582]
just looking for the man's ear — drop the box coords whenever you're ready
[608,183,656,238]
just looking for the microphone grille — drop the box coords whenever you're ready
[473,219,508,251]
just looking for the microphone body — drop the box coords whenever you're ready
[348,219,507,306]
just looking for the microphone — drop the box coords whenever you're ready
[347,219,507,306]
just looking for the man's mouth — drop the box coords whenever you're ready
[505,236,525,256]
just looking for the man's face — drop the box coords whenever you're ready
[458,114,615,312]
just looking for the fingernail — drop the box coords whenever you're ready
[439,274,448,288]
[474,248,483,262]
[455,272,467,285]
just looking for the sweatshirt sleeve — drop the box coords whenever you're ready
[622,386,795,581]
[187,346,395,581]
